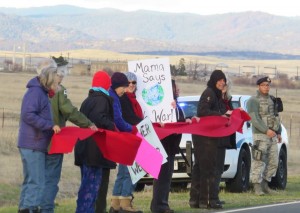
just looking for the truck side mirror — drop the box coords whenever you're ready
[247,121,251,128]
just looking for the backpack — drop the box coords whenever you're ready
[270,95,283,115]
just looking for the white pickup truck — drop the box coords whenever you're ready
[136,95,289,192]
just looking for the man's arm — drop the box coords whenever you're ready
[57,87,93,128]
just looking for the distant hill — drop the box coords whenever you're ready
[1,5,300,59]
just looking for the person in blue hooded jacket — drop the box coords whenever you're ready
[108,72,142,213]
[17,58,61,213]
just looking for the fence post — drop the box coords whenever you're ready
[2,108,4,128]
[289,114,292,138]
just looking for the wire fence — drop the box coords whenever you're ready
[0,108,20,128]
[1,107,299,138]
[0,55,300,80]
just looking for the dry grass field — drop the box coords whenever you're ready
[0,66,300,208]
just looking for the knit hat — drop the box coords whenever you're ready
[92,71,111,90]
[256,76,271,85]
[125,72,137,82]
[111,72,129,89]
[207,70,227,88]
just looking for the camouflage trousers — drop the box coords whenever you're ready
[251,134,278,183]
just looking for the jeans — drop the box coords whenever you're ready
[112,164,136,197]
[76,165,103,213]
[18,148,46,211]
[40,154,64,213]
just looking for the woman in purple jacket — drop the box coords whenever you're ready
[17,58,61,213]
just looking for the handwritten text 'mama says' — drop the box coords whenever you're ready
[134,63,166,84]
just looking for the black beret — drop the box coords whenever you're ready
[256,77,271,85]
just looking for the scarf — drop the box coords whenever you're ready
[126,92,143,119]
[48,89,55,98]
[91,87,109,96]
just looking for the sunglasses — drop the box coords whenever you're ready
[129,81,137,85]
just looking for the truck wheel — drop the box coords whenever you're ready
[226,148,251,192]
[269,148,287,189]
[135,183,145,192]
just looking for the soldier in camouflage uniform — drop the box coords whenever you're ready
[247,76,282,196]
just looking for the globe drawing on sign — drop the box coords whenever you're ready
[142,84,164,106]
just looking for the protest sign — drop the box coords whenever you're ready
[128,58,176,123]
[128,118,167,184]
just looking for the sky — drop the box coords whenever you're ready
[0,0,299,17]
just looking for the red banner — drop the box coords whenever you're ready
[49,127,142,165]
[48,109,250,165]
[153,109,251,140]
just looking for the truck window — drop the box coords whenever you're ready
[231,101,240,109]
[178,101,198,118]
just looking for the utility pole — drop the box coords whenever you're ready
[12,44,16,66]
[264,66,277,79]
[22,43,26,71]
[242,65,256,77]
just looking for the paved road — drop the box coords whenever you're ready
[218,201,300,213]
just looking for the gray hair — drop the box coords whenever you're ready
[36,58,57,76]
[125,72,137,81]
[57,65,69,77]
[36,58,58,90]
[103,67,114,77]
[224,75,232,100]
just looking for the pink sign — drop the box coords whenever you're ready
[135,133,163,179]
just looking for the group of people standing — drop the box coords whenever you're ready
[17,56,282,213]
[17,57,186,213]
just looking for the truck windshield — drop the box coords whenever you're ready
[178,100,240,118]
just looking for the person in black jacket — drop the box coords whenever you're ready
[189,70,232,210]
[74,71,116,213]
[120,72,144,125]
[150,79,189,213]
[95,67,115,213]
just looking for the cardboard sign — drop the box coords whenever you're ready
[128,58,176,123]
[128,118,167,184]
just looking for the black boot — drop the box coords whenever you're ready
[208,201,223,209]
